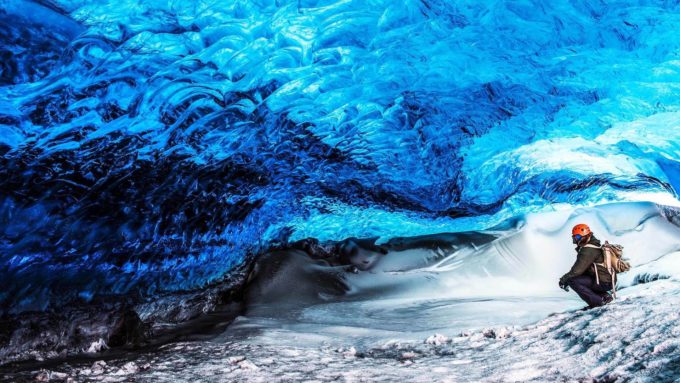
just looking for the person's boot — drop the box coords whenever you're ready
[601,293,614,306]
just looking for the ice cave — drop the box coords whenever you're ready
[1,0,680,382]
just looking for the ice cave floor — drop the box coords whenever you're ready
[5,278,679,383]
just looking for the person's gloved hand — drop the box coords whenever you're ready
[559,280,569,292]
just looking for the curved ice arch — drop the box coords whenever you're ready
[2,0,680,314]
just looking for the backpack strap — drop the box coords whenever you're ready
[581,244,602,284]
[582,243,618,299]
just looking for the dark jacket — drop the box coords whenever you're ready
[559,235,612,285]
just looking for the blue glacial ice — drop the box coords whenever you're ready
[1,0,680,315]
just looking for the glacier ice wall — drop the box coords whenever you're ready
[1,0,680,313]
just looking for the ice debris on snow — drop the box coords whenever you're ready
[238,360,259,371]
[90,360,107,375]
[400,351,418,360]
[86,338,109,353]
[341,347,357,358]
[114,362,139,375]
[228,355,258,370]
[34,370,48,382]
[425,333,450,345]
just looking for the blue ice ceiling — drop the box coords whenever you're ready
[1,0,680,313]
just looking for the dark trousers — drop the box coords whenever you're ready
[567,275,612,307]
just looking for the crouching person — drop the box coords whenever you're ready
[559,223,613,310]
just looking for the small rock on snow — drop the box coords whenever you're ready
[91,360,107,375]
[34,370,49,382]
[482,329,496,338]
[87,338,109,353]
[118,361,139,374]
[238,359,259,370]
[342,347,357,358]
[425,333,450,345]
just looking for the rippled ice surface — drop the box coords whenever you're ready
[4,0,680,316]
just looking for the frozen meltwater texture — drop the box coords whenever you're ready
[2,0,680,313]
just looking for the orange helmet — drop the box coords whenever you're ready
[571,223,591,237]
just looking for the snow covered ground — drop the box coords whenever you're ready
[12,278,679,382]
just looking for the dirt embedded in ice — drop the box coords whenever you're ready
[7,279,678,383]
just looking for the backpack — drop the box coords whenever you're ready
[583,241,631,298]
